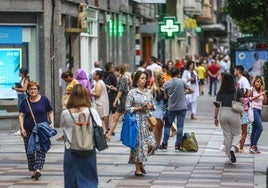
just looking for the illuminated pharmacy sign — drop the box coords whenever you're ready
[159,17,180,39]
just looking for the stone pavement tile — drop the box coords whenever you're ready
[186,181,221,188]
[112,178,153,187]
[1,91,268,188]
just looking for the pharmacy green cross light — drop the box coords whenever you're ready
[159,17,180,39]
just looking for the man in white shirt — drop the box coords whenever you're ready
[146,56,162,77]
[137,60,146,72]
[234,65,251,89]
[234,65,251,148]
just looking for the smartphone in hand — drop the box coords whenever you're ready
[15,82,22,88]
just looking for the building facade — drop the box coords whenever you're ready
[0,0,160,124]
[0,0,240,126]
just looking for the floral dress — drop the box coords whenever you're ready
[126,88,156,163]
[116,76,129,113]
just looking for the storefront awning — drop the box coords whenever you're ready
[201,24,225,31]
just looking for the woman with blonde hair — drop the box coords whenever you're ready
[151,70,165,148]
[121,63,133,90]
[249,76,267,154]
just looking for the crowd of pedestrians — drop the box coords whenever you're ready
[14,50,267,186]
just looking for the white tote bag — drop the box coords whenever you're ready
[248,102,254,123]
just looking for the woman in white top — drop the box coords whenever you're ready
[12,67,29,110]
[60,84,98,188]
[90,70,110,133]
[12,67,30,135]
[182,60,199,119]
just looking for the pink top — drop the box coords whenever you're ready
[251,89,264,110]
[242,97,250,111]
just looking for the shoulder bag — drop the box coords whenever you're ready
[147,115,157,131]
[89,109,108,151]
[232,89,244,113]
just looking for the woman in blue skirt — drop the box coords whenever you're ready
[60,84,98,188]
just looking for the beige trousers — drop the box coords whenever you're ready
[219,107,241,156]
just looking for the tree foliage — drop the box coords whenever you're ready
[223,0,268,36]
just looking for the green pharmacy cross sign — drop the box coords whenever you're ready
[159,17,180,39]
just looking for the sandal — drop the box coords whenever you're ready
[140,166,146,174]
[105,134,111,141]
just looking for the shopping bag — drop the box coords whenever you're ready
[248,102,254,123]
[181,132,198,152]
[62,94,70,110]
[120,112,138,149]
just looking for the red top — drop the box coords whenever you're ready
[208,63,220,75]
[175,60,184,69]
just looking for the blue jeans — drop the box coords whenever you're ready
[250,108,263,146]
[209,77,218,95]
[162,109,187,145]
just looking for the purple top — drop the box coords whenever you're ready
[75,68,92,91]
[19,96,53,132]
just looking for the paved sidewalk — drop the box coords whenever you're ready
[0,93,267,188]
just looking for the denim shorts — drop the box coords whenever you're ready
[241,111,249,125]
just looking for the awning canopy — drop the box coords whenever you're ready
[201,24,225,31]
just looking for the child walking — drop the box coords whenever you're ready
[239,88,252,152]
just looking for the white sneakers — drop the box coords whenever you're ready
[14,130,21,135]
[219,144,226,152]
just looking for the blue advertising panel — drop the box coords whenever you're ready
[235,50,268,71]
[0,49,22,99]
[0,27,22,44]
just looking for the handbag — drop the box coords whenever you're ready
[147,115,157,131]
[185,94,192,111]
[232,89,243,113]
[248,101,254,122]
[89,109,108,151]
[62,94,70,110]
[120,112,138,149]
[181,132,198,152]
